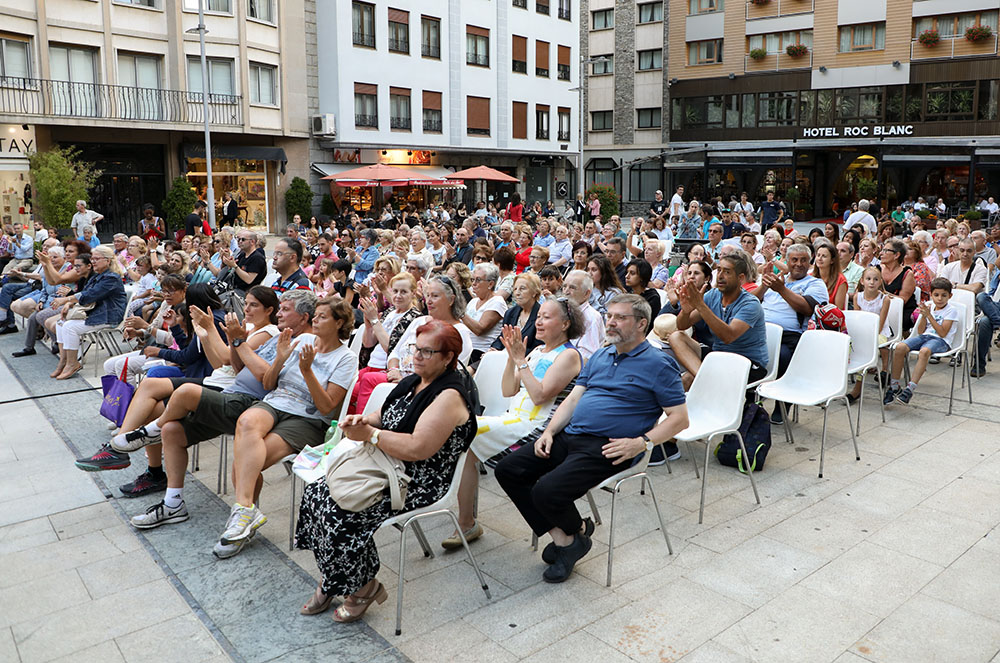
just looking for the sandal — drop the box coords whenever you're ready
[332,581,387,623]
[56,364,83,380]
[300,584,334,616]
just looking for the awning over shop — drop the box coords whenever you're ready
[707,150,793,167]
[183,144,288,173]
[881,154,970,163]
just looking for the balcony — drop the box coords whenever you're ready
[0,77,242,126]
[355,113,378,127]
[558,6,571,20]
[390,116,411,130]
[744,50,812,73]
[388,37,409,53]
[911,34,999,61]
[536,66,549,77]
[421,43,440,58]
[536,128,550,139]
[537,2,549,14]
[557,64,570,80]
[423,118,442,132]
[557,129,570,141]
[353,31,375,47]
[513,0,526,7]
[745,0,814,21]
[467,53,489,66]
[513,60,527,73]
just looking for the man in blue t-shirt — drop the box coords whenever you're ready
[758,191,783,231]
[496,294,689,585]
[670,252,768,386]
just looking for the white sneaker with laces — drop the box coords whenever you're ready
[220,503,267,544]
[131,500,189,529]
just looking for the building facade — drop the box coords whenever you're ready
[0,0,310,236]
[311,0,580,215]
[585,0,1000,219]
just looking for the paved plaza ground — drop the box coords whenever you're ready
[1,319,999,663]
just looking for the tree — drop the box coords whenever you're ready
[28,146,101,229]
[162,176,198,233]
[586,183,620,218]
[321,193,337,216]
[285,177,314,223]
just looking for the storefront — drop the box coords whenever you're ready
[0,124,34,228]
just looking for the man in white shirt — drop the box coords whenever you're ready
[845,199,877,236]
[71,200,103,238]
[669,186,685,222]
[562,270,605,361]
[986,197,999,216]
[938,239,988,294]
[913,197,928,212]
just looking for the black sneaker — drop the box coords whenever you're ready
[0,325,18,335]
[119,470,167,498]
[542,532,593,583]
[11,348,36,357]
[770,405,784,425]
[542,517,595,564]
[648,442,681,467]
[75,443,131,472]
[883,386,899,406]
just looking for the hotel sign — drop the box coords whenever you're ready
[802,125,915,138]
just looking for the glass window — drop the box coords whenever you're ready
[592,54,613,75]
[1,37,32,80]
[689,39,723,65]
[390,93,411,129]
[423,108,442,132]
[630,161,660,202]
[352,2,376,47]
[724,95,740,127]
[637,107,661,128]
[187,57,234,95]
[925,82,976,121]
[183,0,231,12]
[388,18,409,53]
[50,45,98,116]
[118,53,159,88]
[979,80,999,121]
[536,108,549,139]
[638,49,662,70]
[117,53,161,120]
[758,91,797,126]
[249,62,276,105]
[885,86,904,123]
[683,96,725,129]
[355,92,377,127]
[586,158,618,190]
[591,110,613,130]
[638,2,663,23]
[750,30,812,53]
[799,90,816,125]
[742,93,756,127]
[689,0,723,14]
[836,87,882,124]
[467,33,489,66]
[247,0,273,23]
[592,9,614,30]
[839,23,885,52]
[117,0,158,7]
[558,110,571,139]
[421,17,441,58]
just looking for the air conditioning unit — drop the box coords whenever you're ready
[312,113,336,137]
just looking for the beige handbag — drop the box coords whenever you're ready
[65,302,96,320]
[325,440,411,512]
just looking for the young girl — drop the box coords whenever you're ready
[128,256,159,316]
[849,266,893,402]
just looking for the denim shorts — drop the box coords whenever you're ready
[903,334,950,354]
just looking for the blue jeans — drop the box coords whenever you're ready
[974,292,1000,371]
[0,282,33,325]
[903,334,950,354]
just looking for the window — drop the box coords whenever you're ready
[836,87,882,124]
[682,96,725,128]
[512,101,528,139]
[586,158,618,190]
[638,49,662,70]
[390,88,411,129]
[50,45,98,116]
[749,30,812,54]
[117,0,158,7]
[590,110,613,131]
[0,36,31,80]
[467,27,490,66]
[421,16,441,58]
[630,161,660,202]
[914,11,997,38]
[512,35,527,73]
[558,0,571,20]
[758,91,797,126]
[637,107,661,128]
[536,0,549,15]
[557,45,571,80]
[388,9,409,53]
[117,53,161,119]
[354,83,377,127]
[979,80,999,121]
[536,105,550,139]
[423,90,442,131]
[638,2,663,23]
[535,40,549,77]
[592,54,613,75]
[592,9,614,30]
[467,95,491,135]
[353,2,376,48]
[689,0,722,14]
[183,0,231,12]
[558,107,570,140]
[249,62,276,105]
[187,57,234,95]
[839,23,886,52]
[248,0,274,23]
[926,82,976,121]
[513,0,527,8]
[689,39,723,65]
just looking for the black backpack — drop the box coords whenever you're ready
[715,401,771,473]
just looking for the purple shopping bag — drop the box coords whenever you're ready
[100,360,134,427]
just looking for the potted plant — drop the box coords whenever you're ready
[915,208,933,220]
[966,24,993,43]
[918,29,940,47]
[856,177,878,201]
[749,0,771,4]
[785,43,809,58]
[749,48,768,61]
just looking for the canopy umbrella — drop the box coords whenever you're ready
[321,163,427,184]
[448,166,519,207]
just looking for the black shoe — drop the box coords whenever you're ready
[770,405,784,425]
[971,367,987,378]
[75,443,131,472]
[542,532,593,583]
[647,441,681,467]
[542,517,595,564]
[11,348,36,357]
[119,469,167,498]
[0,325,18,335]
[846,393,858,405]
[883,386,899,407]
[877,371,888,387]
[49,344,59,355]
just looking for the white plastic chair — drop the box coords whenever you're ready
[675,352,760,524]
[747,322,782,391]
[949,289,977,386]
[881,296,904,349]
[474,350,511,416]
[348,327,366,357]
[895,301,971,415]
[845,311,883,429]
[757,330,859,479]
[380,450,492,634]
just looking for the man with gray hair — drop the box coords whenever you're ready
[223,229,267,293]
[562,270,605,360]
[1,221,35,278]
[71,199,103,237]
[495,293,688,584]
[846,199,877,236]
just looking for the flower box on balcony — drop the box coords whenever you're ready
[918,30,940,47]
[749,0,770,5]
[966,25,993,43]
[786,44,808,57]
[749,48,768,60]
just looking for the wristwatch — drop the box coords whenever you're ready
[232,338,245,348]
[517,362,529,372]
[370,429,381,447]
[640,434,653,453]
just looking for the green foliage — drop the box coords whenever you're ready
[915,208,933,219]
[964,209,983,221]
[856,177,878,201]
[587,183,620,218]
[785,186,801,201]
[162,177,199,231]
[27,146,101,229]
[749,48,768,61]
[285,177,314,223]
[321,193,337,216]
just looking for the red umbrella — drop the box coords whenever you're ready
[449,165,519,182]
[321,163,427,184]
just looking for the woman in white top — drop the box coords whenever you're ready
[426,227,447,266]
[443,298,584,548]
[461,263,507,364]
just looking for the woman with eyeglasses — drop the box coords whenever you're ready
[461,263,507,364]
[445,297,584,549]
[881,238,917,330]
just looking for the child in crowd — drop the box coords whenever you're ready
[127,257,159,316]
[884,277,959,405]
[849,267,893,401]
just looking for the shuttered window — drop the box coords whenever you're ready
[535,40,549,77]
[512,101,527,139]
[467,95,490,135]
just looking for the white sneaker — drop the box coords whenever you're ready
[213,528,257,559]
[219,503,267,544]
[131,500,189,529]
[110,425,162,453]
[107,422,118,431]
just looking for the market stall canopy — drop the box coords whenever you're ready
[448,165,519,182]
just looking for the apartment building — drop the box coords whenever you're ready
[311,0,580,214]
[585,0,1000,218]
[0,0,310,235]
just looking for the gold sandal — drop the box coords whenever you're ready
[300,584,334,615]
[332,581,387,623]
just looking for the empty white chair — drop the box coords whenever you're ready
[747,322,782,391]
[949,289,977,387]
[844,311,883,429]
[675,352,760,523]
[473,349,510,416]
[757,330,859,479]
[895,300,971,415]
[881,296,904,349]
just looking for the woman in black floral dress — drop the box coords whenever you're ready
[295,320,477,622]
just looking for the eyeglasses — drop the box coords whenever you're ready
[606,313,639,323]
[271,250,291,258]
[408,344,443,359]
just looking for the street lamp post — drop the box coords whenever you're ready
[187,1,216,230]
[575,56,608,200]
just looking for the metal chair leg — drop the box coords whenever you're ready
[605,486,618,587]
[843,396,860,462]
[643,477,672,555]
[732,430,761,505]
[396,521,409,636]
[818,405,829,479]
[443,510,491,599]
[698,435,711,524]
[217,435,228,495]
[778,401,794,445]
[531,532,538,551]
[411,521,434,558]
[288,475,298,551]
[586,490,602,526]
[684,440,700,479]
[966,350,973,404]
[948,352,958,415]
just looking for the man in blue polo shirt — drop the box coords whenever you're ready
[270,238,312,293]
[670,252,768,385]
[495,294,689,584]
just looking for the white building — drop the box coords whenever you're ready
[311,0,580,214]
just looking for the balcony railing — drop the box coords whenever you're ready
[537,2,549,14]
[911,34,999,61]
[743,50,813,73]
[513,0,527,7]
[745,0,814,21]
[558,129,570,141]
[390,116,411,130]
[513,60,527,73]
[468,127,490,135]
[467,53,489,66]
[353,31,375,47]
[536,66,549,77]
[423,118,442,132]
[557,64,570,80]
[0,77,242,125]
[558,6,571,20]
[388,37,409,53]
[421,43,441,58]
[355,113,378,127]
[536,128,550,139]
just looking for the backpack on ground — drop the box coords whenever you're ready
[715,401,771,473]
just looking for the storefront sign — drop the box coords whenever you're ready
[0,125,34,160]
[802,125,914,139]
